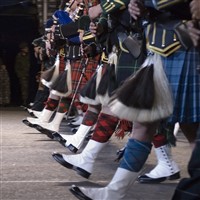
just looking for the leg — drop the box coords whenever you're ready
[54,104,102,153]
[69,121,158,200]
[52,106,119,178]
[31,86,50,112]
[22,92,59,128]
[69,100,86,126]
[35,97,70,137]
[138,123,180,183]
[172,125,200,199]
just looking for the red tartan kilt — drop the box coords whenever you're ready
[68,55,100,99]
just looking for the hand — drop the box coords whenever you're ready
[190,0,200,20]
[88,4,102,21]
[128,0,141,20]
[186,21,200,47]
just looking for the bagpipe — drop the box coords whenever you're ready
[48,1,84,55]
[40,1,85,92]
[52,1,85,43]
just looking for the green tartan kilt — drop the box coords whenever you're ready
[116,49,146,86]
[80,49,146,106]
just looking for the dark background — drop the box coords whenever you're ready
[0,0,42,106]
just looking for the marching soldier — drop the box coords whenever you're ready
[67,0,200,199]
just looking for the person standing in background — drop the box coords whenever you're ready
[0,55,10,106]
[14,42,31,107]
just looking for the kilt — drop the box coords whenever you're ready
[69,54,100,99]
[50,54,100,98]
[80,49,146,106]
[116,48,146,85]
[41,56,65,88]
[101,51,145,105]
[109,53,174,123]
[162,47,200,123]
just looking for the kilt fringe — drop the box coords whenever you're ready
[79,96,100,105]
[97,63,117,96]
[41,59,60,88]
[109,54,173,123]
[79,65,102,105]
[116,64,154,109]
[51,62,72,97]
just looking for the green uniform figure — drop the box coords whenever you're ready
[14,42,30,106]
[0,57,10,106]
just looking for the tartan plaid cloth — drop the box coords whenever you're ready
[116,48,146,85]
[162,47,200,123]
[69,54,100,99]
[80,49,146,105]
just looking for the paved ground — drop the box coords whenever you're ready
[0,107,191,200]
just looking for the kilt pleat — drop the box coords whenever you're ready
[116,50,146,85]
[41,59,60,88]
[162,47,200,123]
[80,51,146,106]
[69,55,100,99]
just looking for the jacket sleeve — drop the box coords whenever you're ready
[100,0,130,14]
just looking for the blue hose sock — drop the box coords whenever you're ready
[119,138,152,172]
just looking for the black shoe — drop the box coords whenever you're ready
[69,123,80,128]
[35,125,54,139]
[29,112,37,118]
[52,153,91,179]
[71,128,78,133]
[67,144,78,153]
[22,119,36,128]
[137,172,180,183]
[52,132,66,147]
[52,132,78,153]
[69,185,92,200]
[52,153,73,169]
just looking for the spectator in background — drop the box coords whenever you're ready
[14,42,31,106]
[0,56,10,106]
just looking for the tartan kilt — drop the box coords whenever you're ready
[80,50,145,106]
[109,53,174,123]
[80,64,103,105]
[101,50,145,106]
[116,49,146,85]
[162,47,200,123]
[67,54,100,100]
[80,62,119,106]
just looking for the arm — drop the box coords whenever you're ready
[88,0,130,21]
[190,0,200,20]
